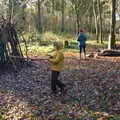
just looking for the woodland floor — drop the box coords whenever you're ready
[0,51,120,120]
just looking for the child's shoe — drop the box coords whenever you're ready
[60,87,67,96]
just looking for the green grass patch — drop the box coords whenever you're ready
[21,31,120,54]
[27,45,53,53]
[21,40,108,55]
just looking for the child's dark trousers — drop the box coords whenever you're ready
[51,70,65,92]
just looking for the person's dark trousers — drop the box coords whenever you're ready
[51,70,65,92]
[79,45,86,53]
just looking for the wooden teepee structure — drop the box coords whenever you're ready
[0,21,24,70]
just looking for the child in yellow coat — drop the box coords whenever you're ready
[49,41,66,94]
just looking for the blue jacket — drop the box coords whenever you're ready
[77,33,87,46]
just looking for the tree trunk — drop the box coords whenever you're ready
[93,2,99,43]
[98,0,103,43]
[61,0,65,32]
[9,0,14,23]
[76,13,80,33]
[52,0,55,13]
[93,0,99,42]
[96,16,100,42]
[74,2,80,33]
[38,0,42,33]
[51,0,55,31]
[109,0,116,49]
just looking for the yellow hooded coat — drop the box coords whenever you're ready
[49,42,64,71]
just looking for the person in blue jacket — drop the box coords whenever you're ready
[77,29,87,60]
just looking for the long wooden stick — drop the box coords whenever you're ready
[6,44,17,70]
[9,55,49,61]
[9,55,76,61]
[21,34,28,60]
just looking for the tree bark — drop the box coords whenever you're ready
[109,0,116,49]
[98,0,103,43]
[61,0,65,32]
[9,0,14,23]
[93,0,99,42]
[76,12,80,33]
[52,0,55,13]
[38,0,42,33]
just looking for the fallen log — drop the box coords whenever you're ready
[98,49,120,56]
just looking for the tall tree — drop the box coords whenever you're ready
[61,0,65,32]
[93,0,99,42]
[52,0,55,13]
[37,0,42,33]
[70,0,92,33]
[109,0,116,49]
[97,0,103,43]
[9,0,14,23]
